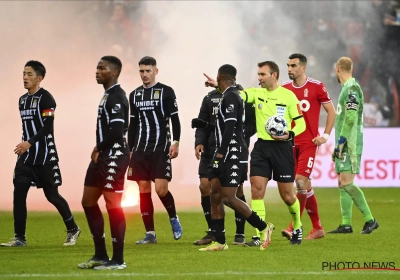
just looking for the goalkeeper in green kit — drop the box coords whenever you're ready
[329,57,378,234]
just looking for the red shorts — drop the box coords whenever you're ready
[293,143,318,178]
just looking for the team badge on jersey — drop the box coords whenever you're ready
[258,103,263,110]
[99,95,107,106]
[304,88,308,97]
[154,90,159,99]
[32,99,38,108]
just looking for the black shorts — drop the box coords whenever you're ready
[127,151,172,182]
[199,156,212,178]
[250,139,294,183]
[84,149,130,193]
[207,161,247,187]
[13,159,62,188]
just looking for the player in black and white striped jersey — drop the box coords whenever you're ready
[127,56,182,244]
[1,61,80,248]
[79,56,130,270]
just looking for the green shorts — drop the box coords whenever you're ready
[335,153,361,174]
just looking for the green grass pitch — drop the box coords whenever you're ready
[0,188,399,280]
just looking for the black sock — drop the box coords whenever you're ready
[43,187,77,231]
[211,218,225,244]
[234,195,246,235]
[246,211,267,232]
[83,205,108,259]
[13,183,30,240]
[140,193,154,232]
[201,196,212,229]
[158,191,177,219]
[107,207,126,264]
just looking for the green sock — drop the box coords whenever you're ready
[287,198,302,230]
[251,199,265,237]
[339,188,353,225]
[343,183,374,222]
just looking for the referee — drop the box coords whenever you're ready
[204,61,306,245]
[1,61,80,247]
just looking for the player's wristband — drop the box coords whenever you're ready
[172,140,179,146]
[322,133,329,140]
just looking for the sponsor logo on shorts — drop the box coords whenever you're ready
[52,165,59,170]
[166,166,170,170]
[104,183,113,189]
[231,172,238,176]
[115,150,123,156]
[113,143,121,148]
[54,172,59,177]
[305,169,310,173]
[231,147,238,152]
[55,179,61,184]
[230,139,237,144]
[108,161,117,167]
[231,165,239,169]
[49,149,55,154]
[280,175,291,178]
[230,179,238,184]
[230,154,238,160]
[166,159,171,163]
[108,168,116,174]
[165,172,171,177]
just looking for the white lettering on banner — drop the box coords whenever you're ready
[308,128,400,187]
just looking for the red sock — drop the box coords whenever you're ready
[305,188,322,230]
[297,190,307,217]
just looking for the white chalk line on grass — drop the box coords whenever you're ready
[1,271,399,278]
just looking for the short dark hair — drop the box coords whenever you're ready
[289,53,307,65]
[25,60,46,78]
[218,64,237,81]
[257,61,280,80]
[101,56,122,77]
[139,56,157,66]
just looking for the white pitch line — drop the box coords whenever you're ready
[1,270,399,278]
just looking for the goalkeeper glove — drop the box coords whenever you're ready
[212,156,225,177]
[191,118,208,129]
[334,136,346,159]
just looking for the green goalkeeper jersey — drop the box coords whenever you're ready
[335,77,364,155]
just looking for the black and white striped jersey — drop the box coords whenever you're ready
[96,84,129,148]
[18,88,59,165]
[215,86,248,161]
[129,82,178,152]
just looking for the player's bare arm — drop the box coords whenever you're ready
[14,141,31,155]
[312,102,336,146]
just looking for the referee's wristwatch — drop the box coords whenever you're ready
[172,140,179,146]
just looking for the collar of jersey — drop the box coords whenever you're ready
[143,82,160,89]
[221,86,236,95]
[27,87,42,96]
[343,77,355,87]
[105,83,120,92]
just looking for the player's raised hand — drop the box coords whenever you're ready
[169,142,179,159]
[195,144,204,160]
[204,73,217,88]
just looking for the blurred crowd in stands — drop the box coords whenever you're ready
[73,0,400,127]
